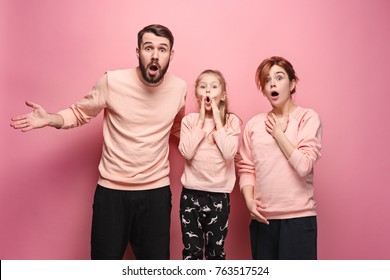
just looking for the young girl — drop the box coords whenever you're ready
[178,69,240,260]
[237,56,323,260]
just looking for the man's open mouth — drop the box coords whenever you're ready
[149,65,159,71]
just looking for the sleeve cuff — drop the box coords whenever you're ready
[239,174,256,190]
[288,148,302,169]
[57,108,77,129]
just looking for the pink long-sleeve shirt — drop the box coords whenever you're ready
[179,113,241,193]
[57,68,186,191]
[238,106,322,219]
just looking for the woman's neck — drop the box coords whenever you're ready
[272,100,296,117]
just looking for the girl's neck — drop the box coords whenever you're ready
[205,110,213,118]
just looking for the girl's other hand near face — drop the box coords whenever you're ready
[211,97,223,130]
[196,96,206,129]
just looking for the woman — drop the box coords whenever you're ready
[238,56,323,259]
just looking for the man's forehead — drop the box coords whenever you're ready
[141,33,170,47]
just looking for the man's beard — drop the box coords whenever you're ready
[139,59,170,85]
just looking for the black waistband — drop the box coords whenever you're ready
[181,187,228,196]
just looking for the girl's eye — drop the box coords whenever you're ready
[199,85,206,89]
[265,78,271,83]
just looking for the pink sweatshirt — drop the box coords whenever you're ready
[57,68,187,191]
[179,113,241,193]
[238,106,322,219]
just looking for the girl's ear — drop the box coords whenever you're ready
[221,91,227,101]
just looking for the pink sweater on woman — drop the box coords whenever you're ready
[179,113,241,193]
[238,106,322,219]
[57,68,186,191]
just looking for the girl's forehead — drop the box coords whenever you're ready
[198,73,220,83]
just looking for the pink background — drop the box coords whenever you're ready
[1,0,390,260]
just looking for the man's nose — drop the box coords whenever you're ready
[152,49,159,59]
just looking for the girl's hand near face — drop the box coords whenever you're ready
[196,96,206,129]
[211,97,223,130]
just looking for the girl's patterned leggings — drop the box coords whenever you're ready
[180,188,230,260]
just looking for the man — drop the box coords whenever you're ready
[10,24,187,260]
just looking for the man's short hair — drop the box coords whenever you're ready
[137,24,174,50]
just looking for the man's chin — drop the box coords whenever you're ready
[146,76,162,84]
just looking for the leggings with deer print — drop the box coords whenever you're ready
[180,187,230,260]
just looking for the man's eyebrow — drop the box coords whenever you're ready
[142,41,169,48]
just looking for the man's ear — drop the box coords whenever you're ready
[136,47,140,59]
[169,49,175,61]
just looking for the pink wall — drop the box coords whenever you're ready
[1,0,390,259]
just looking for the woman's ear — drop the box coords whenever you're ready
[290,79,296,92]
